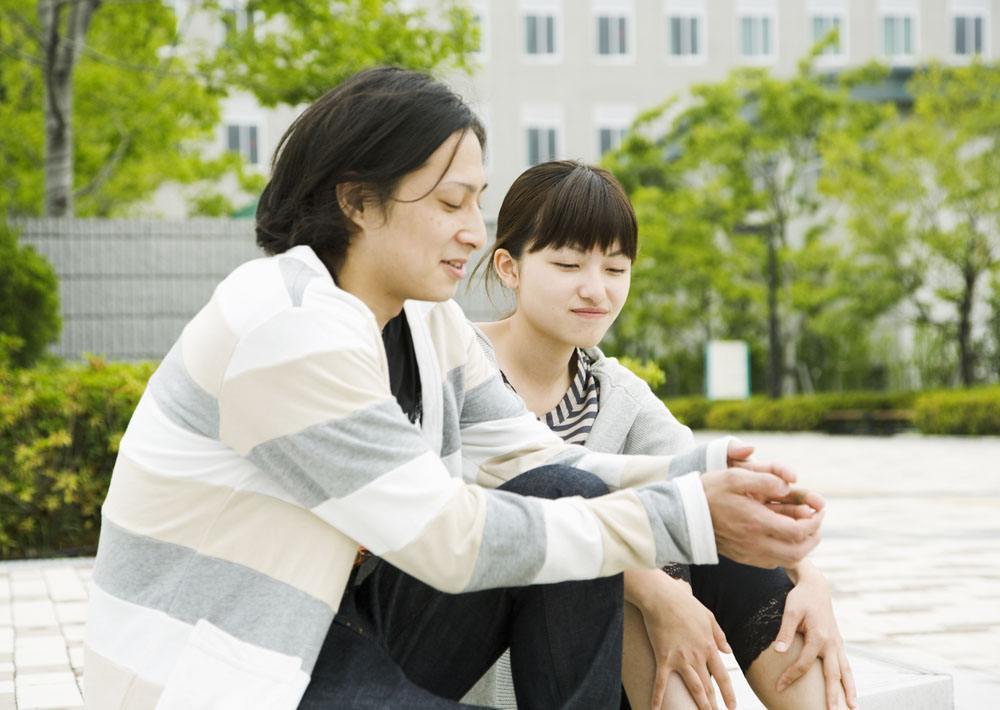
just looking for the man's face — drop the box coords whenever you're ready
[345,130,487,322]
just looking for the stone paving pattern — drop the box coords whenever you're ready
[1,432,998,708]
[694,431,1000,707]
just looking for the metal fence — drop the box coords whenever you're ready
[16,218,504,361]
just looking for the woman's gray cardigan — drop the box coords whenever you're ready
[464,331,722,708]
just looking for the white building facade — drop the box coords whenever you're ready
[159,0,999,219]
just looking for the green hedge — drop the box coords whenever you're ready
[0,358,154,558]
[1,357,997,558]
[666,391,925,434]
[913,387,1000,435]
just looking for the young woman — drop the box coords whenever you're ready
[83,70,825,709]
[473,161,856,710]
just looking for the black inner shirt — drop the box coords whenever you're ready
[381,311,423,425]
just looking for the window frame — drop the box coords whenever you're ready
[521,0,563,63]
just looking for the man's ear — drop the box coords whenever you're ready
[493,248,519,289]
[336,182,365,229]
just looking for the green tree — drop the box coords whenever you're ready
[0,0,254,217]
[209,0,478,108]
[824,61,1000,386]
[606,45,889,397]
[0,220,60,367]
[1,0,476,218]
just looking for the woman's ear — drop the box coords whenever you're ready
[336,182,365,229]
[493,248,519,289]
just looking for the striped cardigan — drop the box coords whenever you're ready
[84,245,719,709]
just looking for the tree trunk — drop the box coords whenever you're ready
[957,261,979,387]
[39,0,101,217]
[766,226,783,398]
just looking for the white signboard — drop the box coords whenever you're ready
[705,340,750,400]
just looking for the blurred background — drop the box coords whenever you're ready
[1,0,999,707]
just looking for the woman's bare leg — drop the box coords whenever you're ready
[745,633,846,710]
[621,601,699,710]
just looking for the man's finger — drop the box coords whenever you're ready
[708,651,737,710]
[766,502,817,519]
[727,442,755,461]
[731,469,791,501]
[740,459,797,484]
[771,487,826,512]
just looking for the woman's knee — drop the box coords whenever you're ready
[499,465,609,500]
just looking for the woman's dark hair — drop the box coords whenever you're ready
[476,160,637,290]
[256,66,486,272]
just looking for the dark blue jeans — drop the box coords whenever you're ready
[300,465,624,709]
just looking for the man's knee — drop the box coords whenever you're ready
[499,465,609,500]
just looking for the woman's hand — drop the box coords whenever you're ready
[625,569,736,710]
[772,563,858,709]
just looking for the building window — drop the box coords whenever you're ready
[468,0,489,58]
[598,127,628,155]
[811,15,843,53]
[596,14,629,55]
[525,13,557,55]
[668,15,701,56]
[953,15,985,55]
[226,124,259,165]
[882,15,914,56]
[526,127,558,165]
[739,15,773,57]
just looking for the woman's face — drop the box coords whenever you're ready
[346,130,488,320]
[504,243,632,349]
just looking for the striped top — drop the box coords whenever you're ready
[84,245,718,710]
[544,349,599,446]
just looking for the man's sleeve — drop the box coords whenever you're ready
[218,308,717,596]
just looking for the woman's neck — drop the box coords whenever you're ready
[480,315,576,417]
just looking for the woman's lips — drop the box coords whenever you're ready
[572,309,608,319]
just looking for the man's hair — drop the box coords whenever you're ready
[476,160,637,289]
[256,66,486,273]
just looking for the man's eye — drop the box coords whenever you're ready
[553,263,578,269]
[607,268,628,274]
[441,201,461,210]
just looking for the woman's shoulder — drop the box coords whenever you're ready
[586,347,655,401]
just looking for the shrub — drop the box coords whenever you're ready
[913,387,1000,435]
[663,396,712,429]
[747,397,827,431]
[0,222,62,368]
[617,356,666,391]
[704,401,753,431]
[0,357,154,558]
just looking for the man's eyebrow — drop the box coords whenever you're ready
[440,181,488,194]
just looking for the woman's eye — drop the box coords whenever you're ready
[553,262,578,269]
[607,268,628,274]
[441,201,461,210]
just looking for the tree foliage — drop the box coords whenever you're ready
[0,220,60,368]
[605,45,894,397]
[209,0,478,108]
[823,61,1000,386]
[0,0,258,217]
[0,0,476,218]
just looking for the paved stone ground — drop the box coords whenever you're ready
[694,431,1000,708]
[0,432,997,708]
